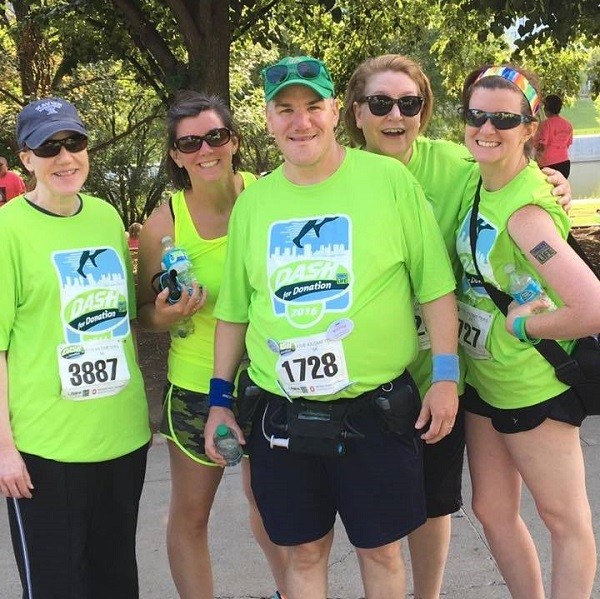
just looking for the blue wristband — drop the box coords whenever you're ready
[431,354,460,383]
[208,377,235,409]
[512,316,540,344]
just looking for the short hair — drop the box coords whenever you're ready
[544,94,563,115]
[462,64,540,158]
[165,91,242,189]
[343,54,434,147]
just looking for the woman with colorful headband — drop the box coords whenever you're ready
[343,55,571,598]
[456,65,599,597]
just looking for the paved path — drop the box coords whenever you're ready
[2,417,600,598]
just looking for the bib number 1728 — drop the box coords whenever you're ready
[280,352,338,383]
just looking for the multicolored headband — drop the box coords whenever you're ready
[475,66,540,116]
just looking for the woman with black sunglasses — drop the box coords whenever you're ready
[136,90,287,599]
[343,55,573,598]
[0,97,151,597]
[343,53,474,599]
[456,65,599,598]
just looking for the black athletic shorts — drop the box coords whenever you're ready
[247,375,427,549]
[462,384,585,433]
[422,402,465,517]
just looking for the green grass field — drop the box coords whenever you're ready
[570,198,600,227]
[562,97,600,134]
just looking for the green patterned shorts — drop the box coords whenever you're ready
[160,383,249,466]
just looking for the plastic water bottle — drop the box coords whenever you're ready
[213,424,243,466]
[505,265,556,310]
[161,236,197,338]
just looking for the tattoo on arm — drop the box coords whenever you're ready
[530,241,557,264]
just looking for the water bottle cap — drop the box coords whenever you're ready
[504,264,516,274]
[215,424,229,437]
[161,235,173,245]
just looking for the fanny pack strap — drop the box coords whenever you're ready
[468,177,598,386]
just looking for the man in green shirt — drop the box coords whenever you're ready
[205,56,460,598]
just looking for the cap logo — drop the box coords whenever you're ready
[35,100,63,115]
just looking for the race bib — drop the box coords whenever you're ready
[273,331,350,398]
[414,302,430,350]
[58,339,131,400]
[457,301,492,359]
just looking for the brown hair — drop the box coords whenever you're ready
[461,64,540,158]
[343,54,434,147]
[128,222,142,238]
[166,90,242,189]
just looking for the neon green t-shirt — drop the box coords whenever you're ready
[215,147,455,400]
[456,162,574,408]
[169,171,257,392]
[0,195,150,462]
[404,137,478,398]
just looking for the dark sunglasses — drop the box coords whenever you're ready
[264,59,323,85]
[360,95,424,117]
[463,108,534,130]
[174,128,232,153]
[30,134,88,158]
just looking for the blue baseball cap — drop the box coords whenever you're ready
[17,98,88,150]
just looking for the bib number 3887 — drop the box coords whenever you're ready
[58,339,131,400]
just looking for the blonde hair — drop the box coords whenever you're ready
[343,54,434,147]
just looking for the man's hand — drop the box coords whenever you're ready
[0,444,33,498]
[204,407,245,466]
[415,381,458,444]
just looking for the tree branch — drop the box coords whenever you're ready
[233,0,281,41]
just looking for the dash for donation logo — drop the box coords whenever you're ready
[65,288,128,333]
[268,215,352,327]
[53,247,130,342]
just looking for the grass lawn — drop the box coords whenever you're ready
[562,97,600,135]
[570,198,600,227]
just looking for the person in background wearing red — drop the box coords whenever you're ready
[127,222,142,250]
[0,156,26,205]
[535,94,573,178]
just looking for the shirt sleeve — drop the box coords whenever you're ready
[214,195,253,323]
[0,228,20,350]
[395,171,456,303]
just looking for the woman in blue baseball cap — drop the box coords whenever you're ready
[0,97,151,598]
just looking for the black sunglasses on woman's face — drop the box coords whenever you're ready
[174,128,232,153]
[29,134,88,158]
[359,95,424,117]
[463,108,534,130]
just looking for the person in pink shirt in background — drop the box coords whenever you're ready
[535,94,574,178]
[0,156,26,205]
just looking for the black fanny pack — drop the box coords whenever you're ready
[286,400,351,457]
[272,372,420,458]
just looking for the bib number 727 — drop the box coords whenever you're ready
[457,301,492,359]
